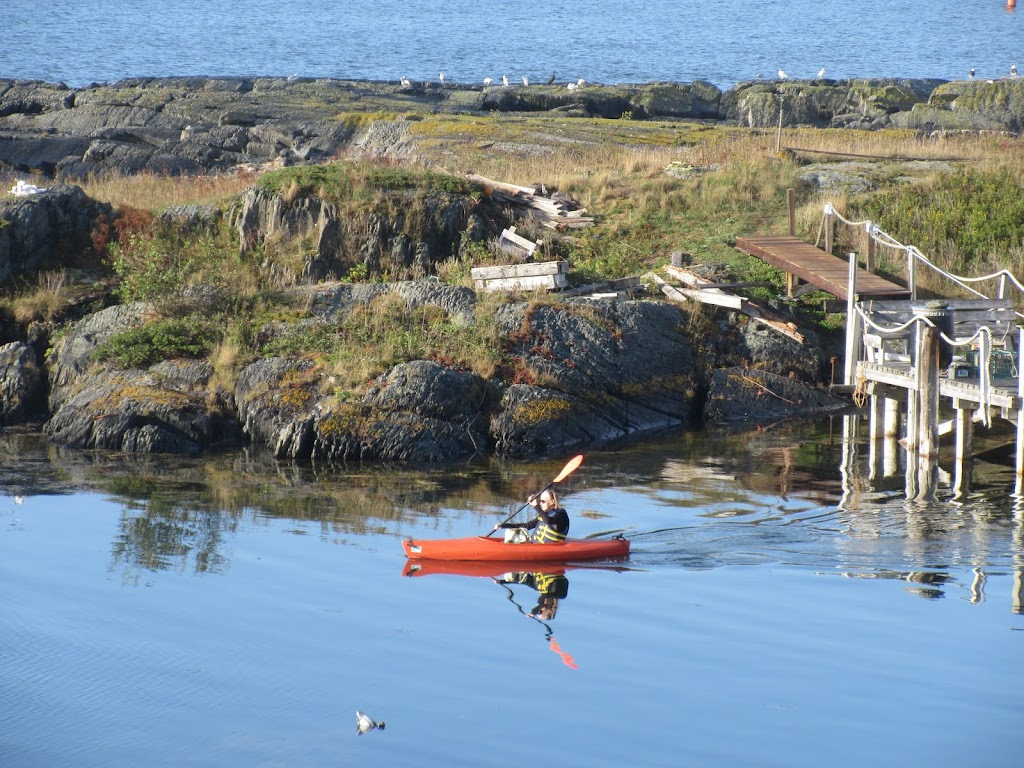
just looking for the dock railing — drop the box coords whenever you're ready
[822,203,1024,495]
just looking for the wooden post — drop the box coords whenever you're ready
[787,189,795,236]
[953,399,976,498]
[868,391,886,481]
[824,208,834,256]
[907,248,917,301]
[865,222,876,274]
[776,99,784,153]
[883,396,901,478]
[915,302,948,461]
[843,253,860,386]
[1016,323,1024,495]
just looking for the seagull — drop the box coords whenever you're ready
[756,72,763,79]
[546,71,557,85]
[567,82,578,91]
[968,67,975,79]
[778,69,788,80]
[522,75,529,86]
[818,67,826,78]
[483,77,493,86]
[400,76,411,87]
[356,711,385,735]
[439,71,445,83]
[1011,64,1018,78]
[576,78,585,87]
[502,74,509,86]
[14,496,24,504]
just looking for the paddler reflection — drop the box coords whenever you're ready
[492,569,579,669]
[493,570,569,621]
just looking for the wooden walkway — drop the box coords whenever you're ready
[735,235,911,301]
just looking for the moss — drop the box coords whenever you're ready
[512,396,574,428]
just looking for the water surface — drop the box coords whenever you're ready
[4,0,1021,88]
[1,421,1021,767]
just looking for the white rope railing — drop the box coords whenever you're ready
[822,202,1024,311]
[854,306,999,426]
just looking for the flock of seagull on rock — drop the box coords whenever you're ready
[762,65,1019,82]
[398,65,1020,89]
[399,72,587,89]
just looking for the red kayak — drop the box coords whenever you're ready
[402,535,629,562]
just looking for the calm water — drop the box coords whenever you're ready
[3,0,1022,89]
[1,420,1022,768]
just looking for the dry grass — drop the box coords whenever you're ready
[77,170,261,210]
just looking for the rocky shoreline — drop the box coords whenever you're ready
[1,76,1023,178]
[0,179,852,461]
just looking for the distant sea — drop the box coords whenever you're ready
[3,0,1022,89]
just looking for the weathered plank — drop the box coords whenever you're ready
[473,273,569,292]
[663,265,804,343]
[471,260,569,280]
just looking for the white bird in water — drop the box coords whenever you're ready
[356,711,385,735]
[400,76,411,87]
[502,74,509,86]
[818,67,826,78]
[14,496,24,504]
[522,75,529,86]
[483,77,493,86]
[778,69,788,80]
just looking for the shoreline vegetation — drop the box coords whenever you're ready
[1,76,1023,460]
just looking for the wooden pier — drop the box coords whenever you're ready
[735,235,911,301]
[739,199,1024,498]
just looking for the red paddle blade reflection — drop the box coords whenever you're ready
[548,637,578,670]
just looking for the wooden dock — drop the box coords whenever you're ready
[735,235,910,301]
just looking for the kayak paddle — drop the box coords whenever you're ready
[486,454,584,537]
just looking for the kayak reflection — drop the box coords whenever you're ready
[402,559,633,669]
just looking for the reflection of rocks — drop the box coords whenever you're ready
[704,367,849,425]
[0,342,44,425]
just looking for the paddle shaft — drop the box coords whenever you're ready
[485,454,583,537]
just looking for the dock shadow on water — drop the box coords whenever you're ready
[2,417,1022,768]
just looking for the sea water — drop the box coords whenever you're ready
[3,0,1021,88]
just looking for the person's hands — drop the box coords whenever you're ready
[527,493,539,508]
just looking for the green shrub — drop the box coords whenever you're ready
[94,316,221,368]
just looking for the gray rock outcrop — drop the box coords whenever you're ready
[0,183,112,284]
[3,76,1022,180]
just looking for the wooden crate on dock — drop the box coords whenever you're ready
[471,260,570,293]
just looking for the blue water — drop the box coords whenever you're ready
[3,0,1022,89]
[1,423,1023,767]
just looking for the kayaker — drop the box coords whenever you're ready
[493,489,569,543]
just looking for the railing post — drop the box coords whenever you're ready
[1016,323,1024,495]
[865,221,876,274]
[907,247,917,301]
[787,188,795,236]
[844,252,861,386]
[824,207,834,256]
